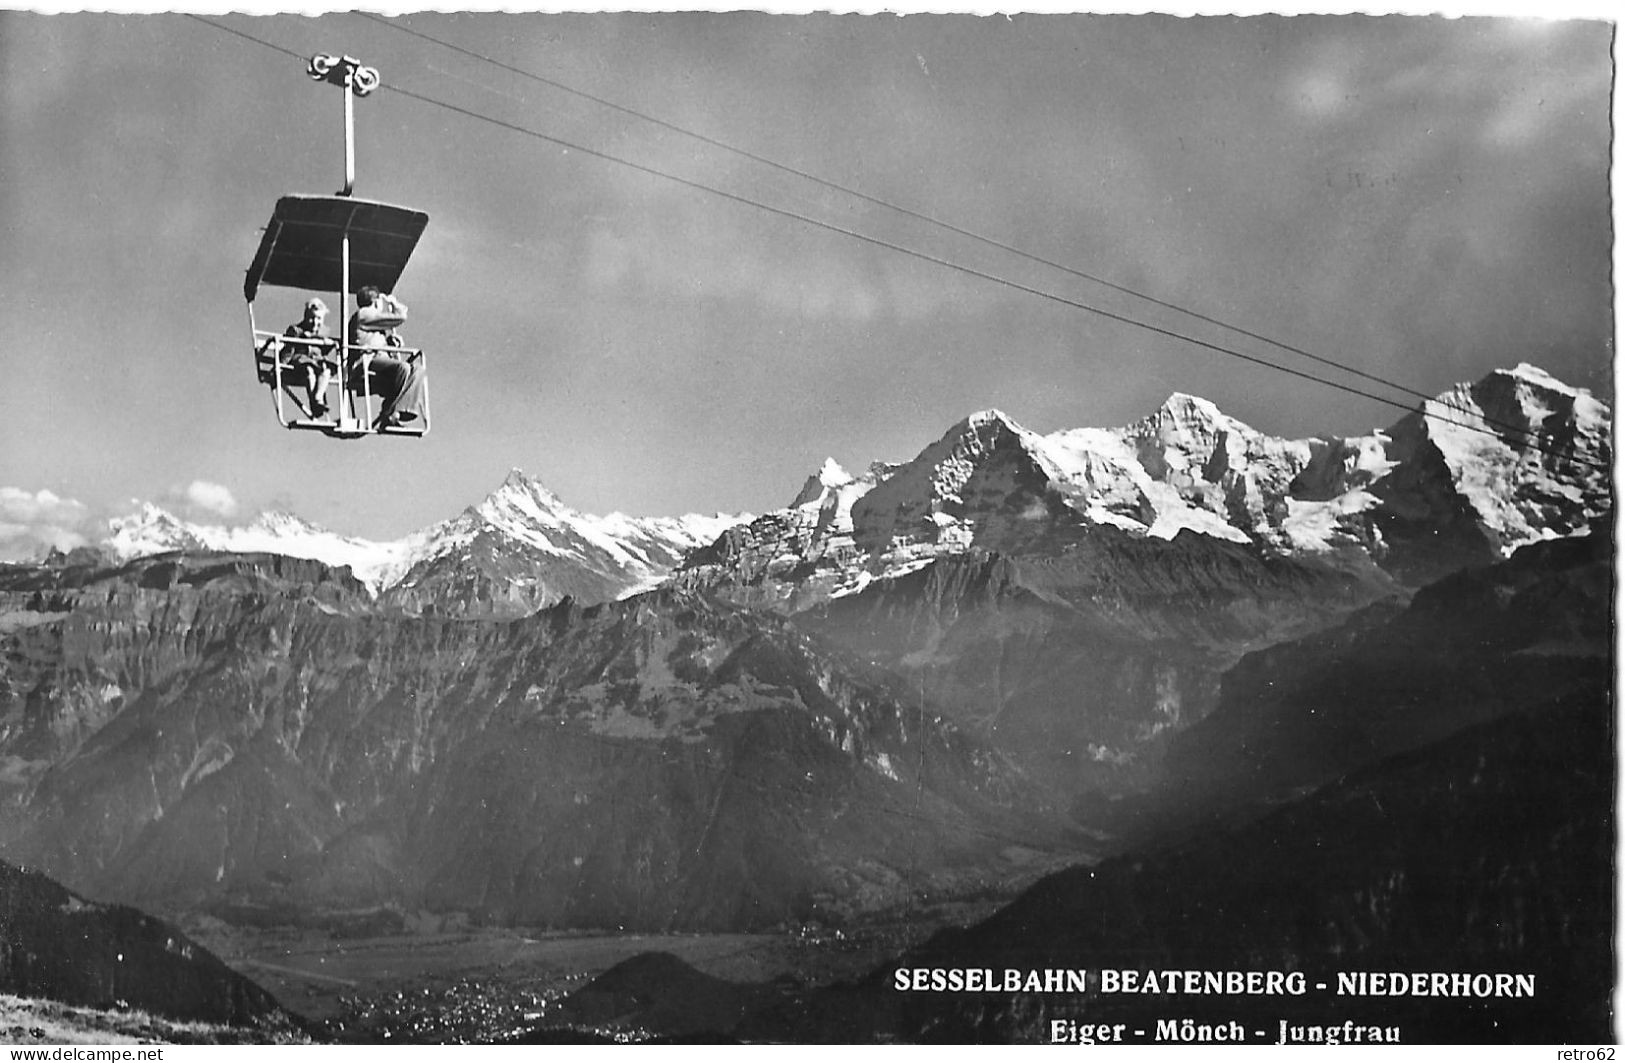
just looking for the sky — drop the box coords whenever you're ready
[0,7,1614,556]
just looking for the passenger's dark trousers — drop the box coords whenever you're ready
[351,353,425,425]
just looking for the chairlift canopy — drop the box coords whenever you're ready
[244,194,429,303]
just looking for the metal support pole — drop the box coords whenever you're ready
[342,67,356,197]
[356,249,374,431]
[340,235,354,431]
[307,53,377,197]
[306,52,381,436]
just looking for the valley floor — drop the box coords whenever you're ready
[186,898,1017,1043]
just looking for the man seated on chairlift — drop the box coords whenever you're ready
[348,285,427,430]
[284,297,336,418]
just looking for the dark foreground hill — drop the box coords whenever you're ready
[751,536,1614,1043]
[0,858,296,1031]
[727,685,1612,1043]
[1160,530,1613,819]
[514,951,772,1042]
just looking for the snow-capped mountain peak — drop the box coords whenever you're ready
[790,458,856,508]
[97,471,749,615]
[1504,361,1578,393]
[959,407,1019,430]
[247,510,328,537]
[471,474,573,540]
[1128,391,1262,469]
[105,504,416,592]
[1148,391,1228,423]
[476,468,571,517]
[878,407,1044,509]
[1383,363,1612,556]
[106,503,201,556]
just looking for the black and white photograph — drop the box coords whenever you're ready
[0,4,1614,1047]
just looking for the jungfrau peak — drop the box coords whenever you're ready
[1378,363,1611,555]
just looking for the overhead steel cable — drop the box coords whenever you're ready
[373,90,1444,412]
[189,15,1608,473]
[188,13,307,62]
[376,83,1614,473]
[357,11,1573,452]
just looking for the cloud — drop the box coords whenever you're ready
[0,487,93,561]
[167,480,239,521]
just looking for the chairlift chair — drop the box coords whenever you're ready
[245,194,431,438]
[243,53,431,439]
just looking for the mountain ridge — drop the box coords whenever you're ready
[682,363,1609,609]
[78,364,1610,621]
[101,471,746,618]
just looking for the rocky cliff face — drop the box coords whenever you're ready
[796,528,1393,796]
[0,551,1059,931]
